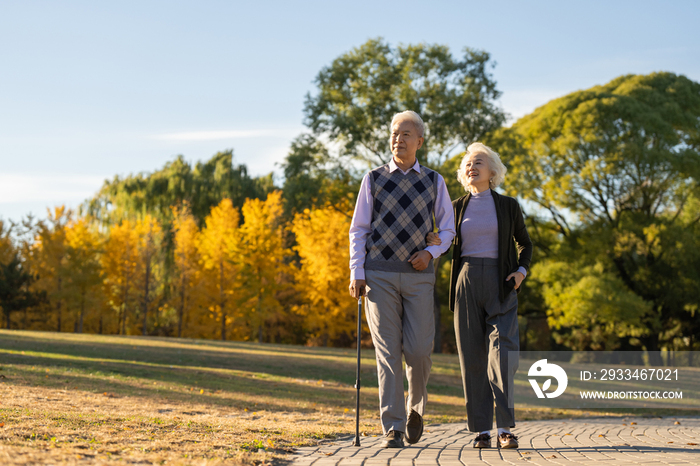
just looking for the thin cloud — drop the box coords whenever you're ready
[0,174,105,204]
[153,128,304,142]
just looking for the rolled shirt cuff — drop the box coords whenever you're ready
[350,268,365,281]
[517,266,528,279]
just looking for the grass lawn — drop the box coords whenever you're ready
[0,330,679,465]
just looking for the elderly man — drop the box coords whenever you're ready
[349,110,455,448]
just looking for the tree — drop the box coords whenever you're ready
[28,206,71,331]
[134,215,162,335]
[238,191,289,342]
[0,220,14,265]
[280,134,359,217]
[197,199,241,340]
[535,260,651,350]
[171,204,201,338]
[86,151,273,227]
[103,220,139,334]
[64,218,103,333]
[0,254,43,329]
[303,38,505,168]
[491,72,700,355]
[291,204,361,346]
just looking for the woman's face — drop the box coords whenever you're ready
[463,152,493,191]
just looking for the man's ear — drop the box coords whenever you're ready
[417,136,424,151]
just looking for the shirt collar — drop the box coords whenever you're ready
[389,158,421,174]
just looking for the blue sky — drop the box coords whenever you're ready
[1,0,699,223]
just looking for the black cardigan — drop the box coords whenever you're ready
[448,190,533,311]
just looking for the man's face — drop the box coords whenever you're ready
[390,119,424,160]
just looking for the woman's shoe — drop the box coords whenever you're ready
[498,432,518,449]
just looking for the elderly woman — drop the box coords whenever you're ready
[430,142,532,449]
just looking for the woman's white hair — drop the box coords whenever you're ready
[457,142,507,191]
[390,110,425,137]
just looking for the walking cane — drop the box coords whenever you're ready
[352,296,362,446]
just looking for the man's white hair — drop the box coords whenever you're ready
[390,110,425,137]
[457,142,507,190]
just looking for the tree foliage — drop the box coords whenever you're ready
[304,38,505,168]
[0,253,43,329]
[492,72,700,352]
[171,204,201,338]
[197,198,241,341]
[64,218,102,333]
[102,219,140,334]
[86,151,274,227]
[27,207,71,331]
[238,191,289,342]
[291,204,363,346]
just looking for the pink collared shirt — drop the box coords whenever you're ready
[349,158,456,281]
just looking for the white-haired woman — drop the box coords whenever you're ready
[429,142,532,449]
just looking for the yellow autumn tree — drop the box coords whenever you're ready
[292,204,359,346]
[103,219,139,334]
[28,206,71,331]
[64,218,103,333]
[171,204,203,338]
[197,198,240,341]
[238,191,289,343]
[133,215,162,335]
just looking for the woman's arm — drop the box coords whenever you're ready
[512,200,533,273]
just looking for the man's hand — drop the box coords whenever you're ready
[505,271,525,289]
[349,279,366,299]
[408,250,433,271]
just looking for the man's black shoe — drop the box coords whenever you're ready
[405,410,423,444]
[473,433,491,448]
[380,430,404,448]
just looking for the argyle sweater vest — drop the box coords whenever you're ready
[365,163,437,274]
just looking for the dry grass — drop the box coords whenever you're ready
[0,330,661,465]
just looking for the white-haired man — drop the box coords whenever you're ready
[349,110,455,448]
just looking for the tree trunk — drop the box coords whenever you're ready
[643,333,664,365]
[78,288,85,333]
[220,260,226,341]
[257,297,263,344]
[121,272,130,335]
[142,261,151,336]
[56,277,62,332]
[178,273,186,338]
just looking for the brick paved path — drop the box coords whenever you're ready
[292,417,700,465]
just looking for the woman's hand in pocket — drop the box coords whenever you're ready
[505,271,525,289]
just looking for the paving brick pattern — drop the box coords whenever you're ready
[291,417,700,465]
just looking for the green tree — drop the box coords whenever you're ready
[0,254,44,329]
[491,72,700,355]
[86,151,274,227]
[280,134,358,217]
[303,38,505,168]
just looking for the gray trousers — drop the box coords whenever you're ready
[454,257,519,432]
[364,269,435,434]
